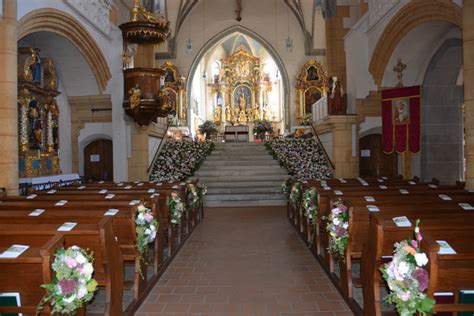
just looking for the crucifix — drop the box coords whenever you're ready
[235,0,242,22]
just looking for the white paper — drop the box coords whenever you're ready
[147,189,156,193]
[438,194,452,201]
[137,183,144,187]
[428,184,438,188]
[104,209,119,216]
[105,194,115,199]
[360,149,371,157]
[125,185,132,189]
[408,181,416,185]
[186,180,192,184]
[361,182,369,186]
[399,189,409,194]
[364,196,375,202]
[334,190,343,195]
[172,185,178,189]
[99,189,108,194]
[47,190,56,194]
[379,185,388,189]
[90,154,100,162]
[466,189,474,193]
[151,193,160,198]
[459,203,474,210]
[98,181,104,184]
[382,176,388,180]
[29,209,45,217]
[156,182,163,186]
[377,179,384,183]
[134,181,140,184]
[393,216,412,227]
[367,205,380,212]
[302,181,308,184]
[180,182,186,186]
[0,245,29,258]
[26,194,37,199]
[323,186,331,191]
[436,240,456,255]
[57,222,77,231]
[55,200,68,206]
[129,200,141,205]
[78,186,86,190]
[117,183,124,187]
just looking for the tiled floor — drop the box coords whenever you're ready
[136,207,353,316]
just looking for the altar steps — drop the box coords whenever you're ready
[195,142,289,207]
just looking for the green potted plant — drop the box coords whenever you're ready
[253,119,273,141]
[198,120,218,140]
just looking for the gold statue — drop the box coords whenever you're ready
[214,106,222,122]
[225,105,232,121]
[130,0,167,25]
[245,108,252,122]
[263,107,270,120]
[253,105,260,121]
[238,110,247,123]
[239,94,246,110]
[128,86,141,110]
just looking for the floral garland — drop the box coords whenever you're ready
[325,199,349,261]
[38,246,98,315]
[135,204,158,276]
[302,187,318,225]
[252,119,273,137]
[299,114,313,126]
[168,190,186,227]
[186,183,199,210]
[197,183,207,201]
[380,220,435,315]
[281,178,295,198]
[289,181,302,209]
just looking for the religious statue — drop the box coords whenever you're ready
[225,105,232,121]
[263,106,270,120]
[31,120,43,149]
[128,85,141,110]
[245,108,253,122]
[214,106,222,122]
[253,105,261,121]
[328,76,345,114]
[239,94,246,110]
[130,0,167,25]
[238,110,247,123]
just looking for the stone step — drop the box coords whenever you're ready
[195,169,287,177]
[206,155,275,161]
[215,142,264,147]
[207,187,282,194]
[205,193,285,201]
[198,174,288,182]
[201,160,280,166]
[202,180,287,188]
[199,164,283,171]
[205,199,287,207]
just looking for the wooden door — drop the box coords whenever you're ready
[359,134,397,178]
[84,139,113,181]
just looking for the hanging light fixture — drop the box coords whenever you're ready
[186,12,193,54]
[285,7,293,52]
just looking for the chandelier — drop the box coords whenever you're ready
[119,0,171,45]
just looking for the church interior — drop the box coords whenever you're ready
[0,0,474,315]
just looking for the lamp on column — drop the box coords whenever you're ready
[285,7,293,52]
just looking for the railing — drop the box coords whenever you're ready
[19,177,87,196]
[310,122,335,171]
[147,118,172,176]
[312,94,329,123]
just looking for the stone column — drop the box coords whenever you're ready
[0,0,18,195]
[464,0,474,188]
[127,125,149,181]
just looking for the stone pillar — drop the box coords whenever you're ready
[315,115,359,178]
[464,0,474,188]
[0,0,18,195]
[127,125,149,181]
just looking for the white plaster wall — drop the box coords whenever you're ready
[77,122,113,176]
[56,81,72,174]
[17,1,128,181]
[359,116,382,137]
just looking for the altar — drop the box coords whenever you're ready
[224,125,249,142]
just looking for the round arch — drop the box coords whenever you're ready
[186,25,291,129]
[18,8,111,93]
[368,0,462,87]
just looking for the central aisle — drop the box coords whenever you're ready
[137,207,353,316]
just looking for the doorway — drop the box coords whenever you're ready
[359,134,397,178]
[84,139,113,181]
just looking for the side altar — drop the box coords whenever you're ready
[17,47,61,178]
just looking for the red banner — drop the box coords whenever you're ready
[381,86,421,154]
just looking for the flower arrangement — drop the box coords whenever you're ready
[325,199,349,261]
[168,190,186,226]
[149,140,213,182]
[198,120,218,139]
[299,114,313,126]
[38,246,98,315]
[197,183,207,201]
[281,178,296,198]
[302,187,318,225]
[135,204,158,275]
[380,220,435,316]
[253,119,273,139]
[289,181,302,209]
[186,183,199,209]
[265,138,332,180]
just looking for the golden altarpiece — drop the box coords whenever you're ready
[209,46,273,125]
[159,62,187,123]
[17,47,61,178]
[295,60,328,122]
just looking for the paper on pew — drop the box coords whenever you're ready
[361,182,369,186]
[0,245,29,258]
[151,193,160,198]
[156,182,163,186]
[436,240,456,255]
[367,205,380,212]
[26,194,37,199]
[323,186,331,191]
[466,189,474,193]
[459,203,474,210]
[382,176,388,180]
[172,185,178,189]
[129,200,141,205]
[104,209,119,216]
[99,181,104,184]
[393,216,412,227]
[147,189,156,193]
[116,183,124,186]
[379,185,388,190]
[399,189,409,194]
[125,185,132,189]
[137,183,144,187]
[408,181,416,185]
[334,190,343,195]
[47,189,56,194]
[302,181,308,184]
[29,209,45,216]
[134,181,140,184]
[99,189,108,194]
[57,222,77,231]
[364,196,375,202]
[105,194,115,199]
[377,179,384,183]
[438,194,452,201]
[186,180,192,184]
[338,178,347,183]
[78,186,86,190]
[428,184,438,188]
[55,200,68,206]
